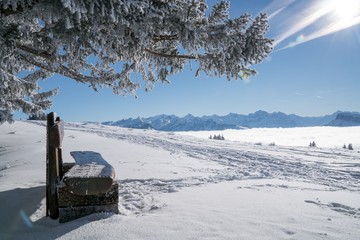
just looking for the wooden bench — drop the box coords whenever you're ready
[46,112,119,223]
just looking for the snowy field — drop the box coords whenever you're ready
[0,121,359,240]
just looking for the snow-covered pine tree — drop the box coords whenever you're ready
[0,0,273,124]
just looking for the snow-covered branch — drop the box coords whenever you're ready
[0,0,273,123]
[145,48,199,60]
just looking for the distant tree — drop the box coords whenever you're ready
[0,0,273,124]
[348,144,354,150]
[210,134,225,140]
[343,144,347,149]
[309,141,316,147]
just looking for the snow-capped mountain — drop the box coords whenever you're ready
[102,111,360,131]
[103,117,153,129]
[159,114,239,131]
[327,112,360,127]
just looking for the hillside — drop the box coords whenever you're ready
[0,121,360,239]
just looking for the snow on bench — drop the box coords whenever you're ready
[63,151,115,195]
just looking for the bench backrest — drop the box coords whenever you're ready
[49,120,64,148]
[46,112,64,219]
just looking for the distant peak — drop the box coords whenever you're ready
[184,114,195,118]
[253,110,269,115]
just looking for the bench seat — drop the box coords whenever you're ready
[63,151,115,195]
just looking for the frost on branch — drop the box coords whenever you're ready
[0,0,273,123]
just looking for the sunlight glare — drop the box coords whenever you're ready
[330,0,360,21]
[270,0,360,51]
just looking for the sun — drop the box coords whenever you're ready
[330,0,360,21]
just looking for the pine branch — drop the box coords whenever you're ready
[145,48,200,59]
[0,0,39,16]
[17,52,88,83]
[16,44,53,59]
[17,48,136,88]
[152,34,179,42]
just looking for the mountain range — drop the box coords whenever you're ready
[102,111,360,131]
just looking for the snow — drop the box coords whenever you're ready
[66,151,115,179]
[0,121,359,239]
[177,126,360,149]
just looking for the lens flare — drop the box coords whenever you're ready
[296,34,305,43]
[20,210,33,228]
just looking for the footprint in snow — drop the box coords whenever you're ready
[305,200,360,218]
[0,146,7,152]
[0,163,11,171]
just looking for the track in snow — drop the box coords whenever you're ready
[29,121,360,216]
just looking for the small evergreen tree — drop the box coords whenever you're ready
[348,144,354,150]
[210,134,225,140]
[343,144,347,149]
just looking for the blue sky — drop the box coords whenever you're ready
[17,0,360,122]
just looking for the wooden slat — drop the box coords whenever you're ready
[59,204,119,223]
[57,182,118,207]
[49,121,64,148]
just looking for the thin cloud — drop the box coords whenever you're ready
[261,0,296,20]
[273,4,333,47]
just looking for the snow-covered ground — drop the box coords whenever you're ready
[177,127,360,149]
[0,121,359,240]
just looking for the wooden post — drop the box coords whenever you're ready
[46,112,54,217]
[46,112,59,219]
